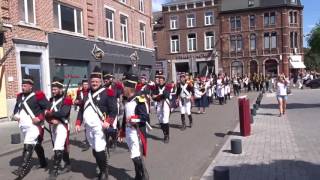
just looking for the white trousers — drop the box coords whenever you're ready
[179,99,191,115]
[51,123,68,150]
[156,100,170,124]
[125,127,140,158]
[225,85,230,95]
[85,124,106,152]
[19,110,40,145]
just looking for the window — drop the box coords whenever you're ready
[290,32,298,48]
[19,0,35,24]
[187,14,196,28]
[250,15,255,27]
[205,12,214,26]
[264,32,270,49]
[289,11,298,24]
[54,3,83,34]
[264,12,276,26]
[105,9,114,39]
[271,32,277,48]
[264,32,277,49]
[170,16,178,29]
[248,0,254,7]
[170,35,180,53]
[230,35,242,51]
[140,23,146,47]
[205,32,214,50]
[120,15,128,42]
[250,34,256,50]
[290,0,297,4]
[187,33,197,52]
[230,16,241,30]
[139,0,144,12]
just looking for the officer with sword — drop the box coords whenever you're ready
[75,66,117,180]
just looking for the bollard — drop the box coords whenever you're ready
[213,166,229,180]
[231,139,242,154]
[11,133,21,144]
[250,114,254,124]
[238,97,251,136]
[251,108,256,116]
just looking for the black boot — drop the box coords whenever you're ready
[60,151,71,174]
[180,114,186,131]
[132,157,149,180]
[111,130,118,150]
[224,95,227,104]
[95,150,108,180]
[219,97,223,105]
[163,124,170,144]
[188,115,193,128]
[12,144,34,178]
[47,150,63,180]
[34,144,47,169]
[228,93,231,100]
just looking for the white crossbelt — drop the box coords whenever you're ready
[50,97,63,112]
[84,88,105,120]
[22,92,36,118]
[181,83,191,98]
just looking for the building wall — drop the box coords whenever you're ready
[219,6,303,76]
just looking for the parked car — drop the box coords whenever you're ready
[306,78,320,89]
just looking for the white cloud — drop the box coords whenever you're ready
[308,24,316,29]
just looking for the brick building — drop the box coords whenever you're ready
[154,0,305,81]
[153,0,220,82]
[0,0,154,119]
[220,0,304,77]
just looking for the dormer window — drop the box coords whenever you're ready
[248,0,254,7]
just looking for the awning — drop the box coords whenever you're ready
[289,55,306,69]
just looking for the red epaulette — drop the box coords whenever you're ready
[16,93,22,98]
[76,89,81,95]
[136,83,143,91]
[149,85,156,90]
[35,91,46,100]
[106,88,115,97]
[64,96,73,106]
[115,82,123,90]
[165,84,173,91]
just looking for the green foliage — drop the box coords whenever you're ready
[304,48,320,71]
[306,23,320,71]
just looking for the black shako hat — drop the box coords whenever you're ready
[82,75,88,83]
[90,66,102,79]
[155,71,165,79]
[123,73,138,88]
[51,76,64,88]
[22,75,34,85]
[103,71,114,80]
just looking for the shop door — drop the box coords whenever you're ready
[21,64,42,91]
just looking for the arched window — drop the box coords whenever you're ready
[231,61,243,76]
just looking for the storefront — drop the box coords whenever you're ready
[48,33,155,89]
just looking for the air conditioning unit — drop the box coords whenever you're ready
[293,48,298,54]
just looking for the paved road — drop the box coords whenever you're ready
[201,89,320,180]
[0,92,257,180]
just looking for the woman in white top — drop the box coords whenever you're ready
[276,74,290,117]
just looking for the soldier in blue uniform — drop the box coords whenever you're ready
[45,76,73,179]
[12,75,50,179]
[75,66,117,180]
[120,72,149,180]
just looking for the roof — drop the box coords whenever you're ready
[221,0,302,12]
[163,0,204,6]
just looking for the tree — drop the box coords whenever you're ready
[306,23,320,71]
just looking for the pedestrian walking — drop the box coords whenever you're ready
[276,74,290,117]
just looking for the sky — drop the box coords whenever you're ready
[152,0,320,47]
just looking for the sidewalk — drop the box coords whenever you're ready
[0,110,79,157]
[201,89,320,180]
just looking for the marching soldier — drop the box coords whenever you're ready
[151,72,172,143]
[75,66,117,180]
[45,77,73,180]
[135,74,152,123]
[120,72,149,180]
[176,73,194,130]
[12,75,50,179]
[74,76,90,151]
[216,74,225,105]
[103,71,123,150]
